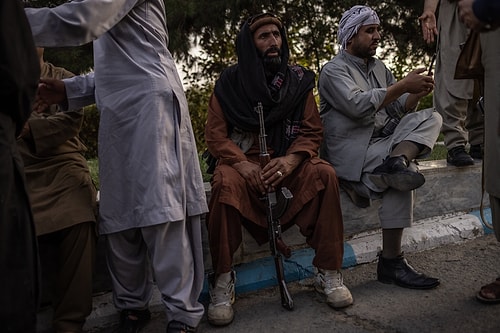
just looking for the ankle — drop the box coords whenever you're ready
[380,252,402,260]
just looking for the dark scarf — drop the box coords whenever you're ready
[214,19,315,157]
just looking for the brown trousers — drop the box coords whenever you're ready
[38,221,96,332]
[207,158,345,275]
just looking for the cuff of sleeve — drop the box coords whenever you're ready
[371,88,387,110]
[473,0,493,24]
[64,76,96,110]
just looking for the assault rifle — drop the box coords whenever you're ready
[255,102,294,311]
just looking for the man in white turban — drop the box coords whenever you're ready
[337,5,380,50]
[319,5,443,290]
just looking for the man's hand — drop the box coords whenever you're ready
[382,68,434,111]
[262,153,305,188]
[233,160,267,195]
[401,68,434,110]
[401,68,434,95]
[17,122,30,139]
[233,153,305,195]
[33,77,67,113]
[458,0,495,31]
[419,10,438,44]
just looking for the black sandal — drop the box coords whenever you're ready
[114,308,151,333]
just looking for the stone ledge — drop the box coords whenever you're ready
[202,159,487,269]
[87,159,489,292]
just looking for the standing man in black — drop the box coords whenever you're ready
[0,0,40,331]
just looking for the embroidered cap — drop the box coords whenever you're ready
[248,13,283,32]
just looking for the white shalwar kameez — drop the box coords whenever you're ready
[26,0,208,327]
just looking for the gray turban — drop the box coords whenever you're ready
[337,5,380,49]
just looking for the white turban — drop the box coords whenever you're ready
[337,5,380,50]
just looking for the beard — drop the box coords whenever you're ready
[261,47,282,77]
[350,43,377,59]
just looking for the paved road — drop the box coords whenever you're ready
[89,234,500,333]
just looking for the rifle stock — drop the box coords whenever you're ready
[255,102,294,310]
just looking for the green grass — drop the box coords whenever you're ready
[418,133,446,161]
[87,159,99,189]
[419,143,447,161]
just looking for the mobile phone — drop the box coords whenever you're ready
[427,53,436,76]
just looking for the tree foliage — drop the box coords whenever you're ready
[80,105,99,159]
[171,0,437,152]
[31,0,437,154]
[34,0,435,81]
[186,83,214,150]
[168,0,435,83]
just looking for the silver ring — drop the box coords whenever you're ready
[276,170,283,177]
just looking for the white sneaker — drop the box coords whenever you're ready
[315,269,353,309]
[208,271,235,326]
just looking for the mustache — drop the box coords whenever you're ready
[263,47,281,57]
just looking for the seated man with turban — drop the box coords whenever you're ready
[205,12,352,327]
[319,5,442,290]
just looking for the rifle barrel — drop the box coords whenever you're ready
[255,101,294,311]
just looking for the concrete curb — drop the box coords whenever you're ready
[205,208,493,298]
[38,209,492,331]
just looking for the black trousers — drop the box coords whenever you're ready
[0,113,40,332]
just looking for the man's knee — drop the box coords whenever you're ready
[211,164,245,191]
[305,158,339,183]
